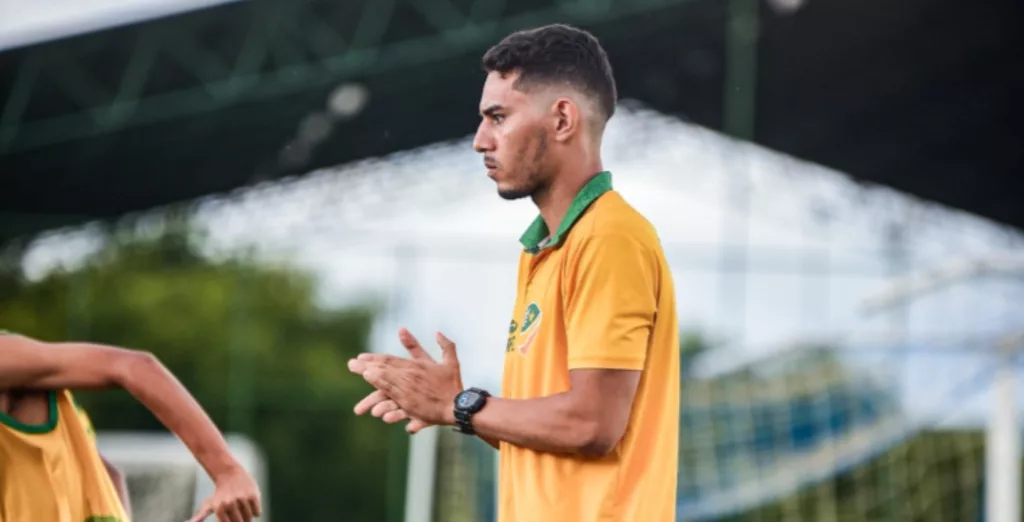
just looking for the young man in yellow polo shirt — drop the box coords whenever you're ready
[349,23,680,521]
[0,331,262,522]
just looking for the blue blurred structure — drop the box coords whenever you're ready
[673,341,996,521]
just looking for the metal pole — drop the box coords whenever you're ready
[404,428,439,522]
[396,243,440,522]
[723,0,759,141]
[720,0,758,347]
[987,335,1022,522]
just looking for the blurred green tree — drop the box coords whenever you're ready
[0,216,406,522]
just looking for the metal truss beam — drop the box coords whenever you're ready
[0,0,694,155]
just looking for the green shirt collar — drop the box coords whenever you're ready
[519,171,613,253]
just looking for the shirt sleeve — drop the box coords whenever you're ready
[564,233,658,370]
[68,391,98,441]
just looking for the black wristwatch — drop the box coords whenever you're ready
[453,387,490,435]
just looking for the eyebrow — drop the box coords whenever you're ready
[480,104,505,117]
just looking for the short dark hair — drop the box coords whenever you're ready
[482,24,617,124]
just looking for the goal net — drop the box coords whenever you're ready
[675,340,993,522]
[95,432,269,522]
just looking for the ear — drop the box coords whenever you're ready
[551,98,582,143]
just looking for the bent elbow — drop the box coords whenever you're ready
[574,424,624,458]
[115,350,161,388]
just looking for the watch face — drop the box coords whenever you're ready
[457,392,478,409]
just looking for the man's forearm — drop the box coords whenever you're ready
[469,394,605,456]
[119,353,241,481]
[477,434,500,450]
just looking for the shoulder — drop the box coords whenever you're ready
[568,191,663,254]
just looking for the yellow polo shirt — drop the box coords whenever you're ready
[0,333,128,522]
[498,171,680,522]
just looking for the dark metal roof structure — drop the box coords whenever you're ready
[1,0,1021,240]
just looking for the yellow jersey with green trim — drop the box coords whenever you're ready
[499,171,680,522]
[0,389,128,522]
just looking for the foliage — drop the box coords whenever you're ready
[0,218,405,522]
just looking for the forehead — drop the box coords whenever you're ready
[479,71,530,112]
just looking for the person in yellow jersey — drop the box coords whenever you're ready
[348,24,680,522]
[0,331,263,522]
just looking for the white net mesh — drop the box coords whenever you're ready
[118,462,198,522]
[676,341,994,522]
[95,432,270,522]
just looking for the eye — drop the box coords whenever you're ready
[491,114,505,124]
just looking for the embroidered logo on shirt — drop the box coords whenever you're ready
[516,302,543,355]
[505,319,519,353]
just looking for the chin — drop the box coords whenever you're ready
[497,187,533,201]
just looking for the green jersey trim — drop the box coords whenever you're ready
[519,171,613,253]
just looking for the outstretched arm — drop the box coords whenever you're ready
[0,334,262,521]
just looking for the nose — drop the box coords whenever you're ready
[473,122,494,153]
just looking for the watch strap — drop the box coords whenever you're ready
[453,388,490,435]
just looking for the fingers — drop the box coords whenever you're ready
[353,389,429,433]
[406,418,430,434]
[215,502,243,522]
[347,358,369,375]
[354,353,415,368]
[191,495,262,522]
[249,494,263,518]
[348,355,413,381]
[354,389,389,415]
[250,494,263,518]
[187,505,213,522]
[436,332,459,367]
[236,496,255,521]
[355,390,415,425]
[363,368,396,395]
[371,399,400,418]
[382,408,409,424]
[348,329,435,379]
[399,328,435,361]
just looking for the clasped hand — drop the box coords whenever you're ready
[348,328,464,432]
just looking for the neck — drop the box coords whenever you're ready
[532,154,604,236]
